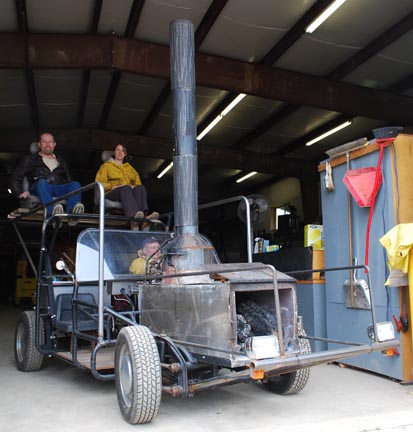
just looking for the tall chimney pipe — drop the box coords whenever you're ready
[170,19,198,236]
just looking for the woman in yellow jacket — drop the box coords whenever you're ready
[95,143,158,226]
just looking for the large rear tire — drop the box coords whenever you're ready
[14,311,44,372]
[115,325,162,424]
[264,331,311,395]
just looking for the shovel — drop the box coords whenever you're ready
[343,258,371,310]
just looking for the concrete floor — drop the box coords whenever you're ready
[1,304,412,432]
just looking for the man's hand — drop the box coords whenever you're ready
[19,191,30,199]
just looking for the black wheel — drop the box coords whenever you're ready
[115,325,162,424]
[14,311,44,372]
[264,330,311,395]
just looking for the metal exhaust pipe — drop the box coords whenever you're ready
[170,19,198,236]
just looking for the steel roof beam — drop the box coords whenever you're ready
[0,128,309,176]
[0,34,412,123]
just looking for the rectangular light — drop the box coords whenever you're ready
[245,336,280,360]
[157,161,173,179]
[197,114,223,140]
[236,171,257,183]
[197,93,247,141]
[221,93,246,116]
[306,0,347,34]
[306,120,352,147]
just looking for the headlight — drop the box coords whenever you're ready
[367,321,396,342]
[245,335,280,360]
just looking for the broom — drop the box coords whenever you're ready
[364,126,403,271]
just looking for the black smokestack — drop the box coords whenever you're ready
[170,19,198,236]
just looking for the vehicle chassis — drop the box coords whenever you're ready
[13,183,399,424]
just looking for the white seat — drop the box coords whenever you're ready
[95,150,124,212]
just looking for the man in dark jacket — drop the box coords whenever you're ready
[10,132,84,218]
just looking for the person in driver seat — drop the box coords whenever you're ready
[129,236,162,274]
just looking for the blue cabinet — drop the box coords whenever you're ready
[320,135,413,381]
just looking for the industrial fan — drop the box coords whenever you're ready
[237,194,269,224]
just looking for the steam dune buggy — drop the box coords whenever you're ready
[13,183,399,425]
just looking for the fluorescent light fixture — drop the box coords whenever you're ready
[236,171,257,183]
[8,188,12,194]
[306,120,352,147]
[197,115,223,141]
[221,93,246,116]
[197,93,247,141]
[157,161,173,179]
[306,0,347,34]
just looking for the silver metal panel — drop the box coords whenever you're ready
[140,282,234,358]
[98,0,133,35]
[200,0,316,62]
[140,274,298,364]
[146,93,173,138]
[83,71,112,127]
[0,0,18,30]
[27,0,94,32]
[205,265,296,284]
[274,0,413,76]
[343,31,413,89]
[34,70,82,128]
[0,70,31,129]
[134,0,211,44]
[107,73,167,132]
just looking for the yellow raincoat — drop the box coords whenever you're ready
[380,223,413,345]
[129,249,162,274]
[95,159,142,193]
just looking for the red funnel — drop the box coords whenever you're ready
[343,167,382,207]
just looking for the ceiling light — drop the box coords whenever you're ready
[8,188,12,194]
[306,120,352,147]
[157,161,173,179]
[197,115,223,141]
[197,93,247,141]
[236,171,257,183]
[221,93,246,116]
[306,0,347,34]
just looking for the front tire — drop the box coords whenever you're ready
[115,325,162,424]
[264,331,311,395]
[14,311,44,372]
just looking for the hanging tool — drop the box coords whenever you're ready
[364,127,403,272]
[341,152,355,306]
[400,285,408,332]
[392,314,402,332]
[324,160,334,191]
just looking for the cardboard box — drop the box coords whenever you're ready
[304,224,324,250]
[312,249,325,279]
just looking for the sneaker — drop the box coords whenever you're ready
[52,203,64,216]
[146,212,159,220]
[51,204,64,229]
[134,211,144,219]
[68,203,84,227]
